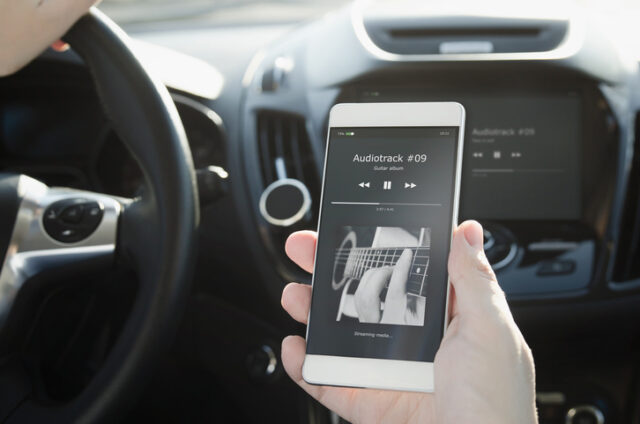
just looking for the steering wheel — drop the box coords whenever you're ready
[0,8,198,423]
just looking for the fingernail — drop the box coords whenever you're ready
[51,40,70,52]
[463,221,484,249]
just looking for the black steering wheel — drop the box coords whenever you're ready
[0,9,198,423]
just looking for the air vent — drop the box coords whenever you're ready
[362,15,569,55]
[612,113,640,283]
[256,111,320,229]
[257,111,319,193]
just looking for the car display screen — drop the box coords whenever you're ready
[358,91,582,220]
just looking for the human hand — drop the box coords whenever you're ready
[0,0,98,76]
[353,248,418,325]
[282,221,537,424]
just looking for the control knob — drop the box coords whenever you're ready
[259,178,311,227]
[565,405,605,424]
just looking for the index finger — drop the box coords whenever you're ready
[285,231,317,273]
[386,248,412,299]
[281,282,312,324]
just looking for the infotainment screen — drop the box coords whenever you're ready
[458,96,581,220]
[358,90,582,220]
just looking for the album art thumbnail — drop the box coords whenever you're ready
[331,226,430,327]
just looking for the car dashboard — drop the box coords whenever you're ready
[2,2,640,423]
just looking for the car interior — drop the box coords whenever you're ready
[1,0,640,422]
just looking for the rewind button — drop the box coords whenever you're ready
[358,182,370,188]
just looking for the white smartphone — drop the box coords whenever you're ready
[303,102,465,393]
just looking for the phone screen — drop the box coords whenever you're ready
[307,126,460,363]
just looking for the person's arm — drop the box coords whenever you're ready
[282,221,537,424]
[0,0,98,76]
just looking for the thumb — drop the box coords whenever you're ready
[447,221,507,317]
[51,40,70,52]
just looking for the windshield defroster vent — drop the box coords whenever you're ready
[361,15,569,55]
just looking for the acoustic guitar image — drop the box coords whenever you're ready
[332,226,429,326]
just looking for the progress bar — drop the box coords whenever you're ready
[471,168,566,173]
[331,201,442,206]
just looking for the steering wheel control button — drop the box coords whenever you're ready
[60,228,78,239]
[537,259,576,276]
[565,405,605,424]
[259,178,311,227]
[61,204,84,224]
[43,198,105,243]
[45,209,57,221]
[83,202,104,226]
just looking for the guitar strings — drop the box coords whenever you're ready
[333,247,430,295]
[333,252,430,256]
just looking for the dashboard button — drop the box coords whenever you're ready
[246,344,278,381]
[537,260,576,276]
[483,228,495,251]
[565,405,604,424]
[481,223,518,271]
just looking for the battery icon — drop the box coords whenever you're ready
[346,131,355,136]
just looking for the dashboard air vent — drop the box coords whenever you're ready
[362,15,569,55]
[255,111,320,230]
[256,111,319,194]
[613,112,640,283]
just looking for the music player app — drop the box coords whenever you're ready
[307,127,459,362]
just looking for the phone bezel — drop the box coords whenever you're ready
[303,102,465,393]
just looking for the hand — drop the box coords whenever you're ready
[282,221,537,424]
[354,248,418,325]
[0,0,98,76]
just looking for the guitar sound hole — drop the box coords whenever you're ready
[332,231,357,290]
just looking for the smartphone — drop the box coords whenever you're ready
[302,102,465,393]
